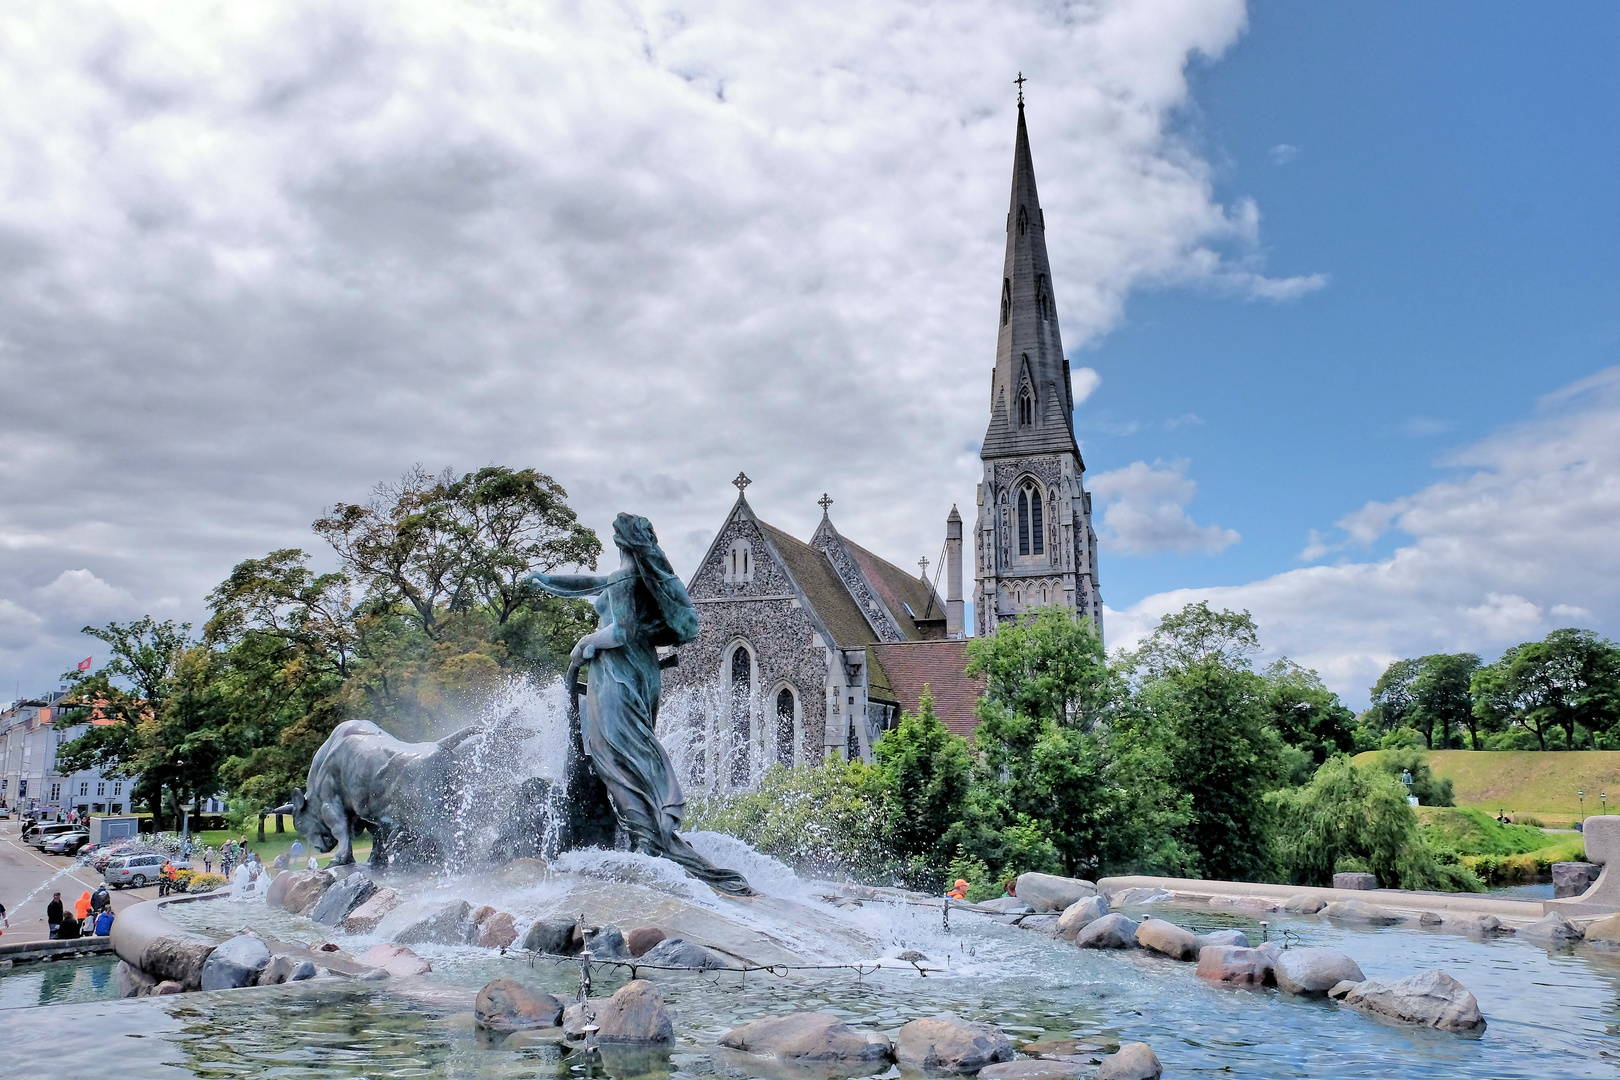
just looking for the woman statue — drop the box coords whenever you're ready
[529,513,755,896]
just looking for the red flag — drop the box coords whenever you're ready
[77,657,92,671]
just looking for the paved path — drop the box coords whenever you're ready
[0,821,159,944]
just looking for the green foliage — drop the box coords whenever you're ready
[871,688,973,882]
[1420,807,1549,857]
[1366,746,1454,806]
[966,605,1120,730]
[944,849,995,903]
[1472,629,1620,751]
[1269,756,1482,892]
[1262,658,1357,779]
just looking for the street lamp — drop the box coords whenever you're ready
[1579,790,1585,819]
[1603,791,1608,815]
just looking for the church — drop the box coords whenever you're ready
[663,98,1101,778]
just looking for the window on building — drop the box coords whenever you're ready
[775,689,795,768]
[1018,387,1033,426]
[49,782,60,802]
[729,646,751,787]
[1017,490,1030,555]
[725,539,755,584]
[846,717,860,761]
[114,781,122,795]
[79,782,88,797]
[96,782,105,797]
[1031,487,1044,555]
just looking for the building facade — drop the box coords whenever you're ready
[0,692,129,815]
[974,100,1104,637]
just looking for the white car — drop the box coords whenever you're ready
[43,829,90,855]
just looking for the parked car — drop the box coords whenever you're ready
[43,830,90,855]
[0,806,11,819]
[103,852,189,888]
[24,822,77,848]
[90,841,154,872]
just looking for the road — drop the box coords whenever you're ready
[0,821,160,944]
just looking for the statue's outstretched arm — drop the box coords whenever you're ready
[527,572,613,598]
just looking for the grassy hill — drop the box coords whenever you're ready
[1353,749,1620,824]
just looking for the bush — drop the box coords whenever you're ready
[1367,747,1454,806]
[186,872,227,893]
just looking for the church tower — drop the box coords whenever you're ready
[974,96,1103,638]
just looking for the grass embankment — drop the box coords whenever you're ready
[1354,749,1620,825]
[1415,806,1584,886]
[176,828,370,867]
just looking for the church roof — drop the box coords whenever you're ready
[755,521,881,652]
[868,640,983,739]
[842,539,945,641]
[981,101,1084,467]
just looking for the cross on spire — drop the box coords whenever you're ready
[732,471,751,496]
[817,493,833,516]
[1014,71,1026,105]
[918,556,930,579]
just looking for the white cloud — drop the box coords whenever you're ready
[0,0,1319,691]
[1399,415,1456,438]
[1267,143,1299,165]
[1072,367,1103,407]
[1108,367,1620,706]
[36,569,138,618]
[1089,458,1240,555]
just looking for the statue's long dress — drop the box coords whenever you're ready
[582,574,755,896]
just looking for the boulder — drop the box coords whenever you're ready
[1332,872,1379,891]
[1283,894,1326,915]
[259,954,297,985]
[1418,911,1443,926]
[359,942,431,977]
[1015,873,1097,913]
[199,933,272,991]
[394,900,476,946]
[280,870,335,915]
[1074,912,1140,950]
[475,911,518,949]
[310,871,377,926]
[152,980,186,995]
[594,979,675,1044]
[1583,912,1620,945]
[1319,899,1402,925]
[1196,945,1274,987]
[980,1062,1088,1080]
[116,959,158,998]
[342,887,400,933]
[474,977,567,1031]
[1273,948,1365,996]
[523,917,579,956]
[719,1011,892,1062]
[978,897,1036,914]
[1108,887,1171,907]
[1338,969,1485,1032]
[1194,929,1249,950]
[1096,1042,1162,1080]
[583,924,631,960]
[1519,912,1583,944]
[272,853,289,871]
[1019,914,1061,935]
[264,868,299,908]
[639,937,736,970]
[894,1014,1014,1073]
[1057,896,1109,939]
[1135,917,1198,961]
[627,927,666,957]
[472,905,495,924]
[289,960,317,981]
[1553,861,1602,899]
[1447,913,1504,935]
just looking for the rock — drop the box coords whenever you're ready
[1283,894,1326,915]
[288,960,317,981]
[1583,912,1620,945]
[1096,1042,1162,1080]
[474,977,567,1031]
[719,1011,892,1062]
[1074,912,1141,950]
[1339,969,1486,1032]
[264,868,299,908]
[896,949,929,962]
[1015,873,1097,913]
[594,979,675,1044]
[1135,917,1199,961]
[1327,980,1358,999]
[1196,944,1274,987]
[395,900,476,946]
[475,911,518,949]
[1447,913,1504,935]
[152,980,185,995]
[583,924,631,960]
[116,959,157,998]
[1020,1037,1107,1061]
[1195,929,1249,950]
[627,927,666,957]
[523,917,579,956]
[342,887,400,933]
[639,936,736,970]
[980,1061,1088,1080]
[1320,899,1402,925]
[978,896,1036,914]
[359,942,431,977]
[271,853,289,870]
[133,935,217,991]
[258,955,297,985]
[1057,896,1109,938]
[1273,948,1365,996]
[1332,871,1379,891]
[1108,887,1171,907]
[280,870,335,915]
[1553,861,1602,899]
[1419,911,1443,926]
[1019,914,1061,935]
[472,905,496,925]
[199,933,272,991]
[1519,912,1584,943]
[310,871,377,926]
[894,1013,1014,1073]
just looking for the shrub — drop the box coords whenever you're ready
[186,872,227,893]
[1365,747,1454,806]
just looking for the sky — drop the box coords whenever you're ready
[1,1,1617,709]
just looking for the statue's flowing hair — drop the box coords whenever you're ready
[613,512,699,647]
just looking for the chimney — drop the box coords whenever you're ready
[946,505,964,638]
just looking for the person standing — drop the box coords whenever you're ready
[203,846,213,874]
[46,892,63,939]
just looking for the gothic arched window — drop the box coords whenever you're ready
[1001,278,1011,326]
[775,689,795,768]
[1018,387,1033,426]
[1017,204,1028,236]
[729,646,751,787]
[1017,490,1030,555]
[1036,274,1050,319]
[725,539,753,583]
[1031,486,1044,555]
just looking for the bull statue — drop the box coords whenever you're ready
[274,719,482,867]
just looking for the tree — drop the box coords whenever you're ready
[965,605,1119,730]
[1367,658,1423,744]
[1263,658,1356,770]
[1472,630,1620,750]
[871,688,972,882]
[1410,653,1483,750]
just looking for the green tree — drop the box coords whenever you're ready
[1367,657,1425,745]
[1262,658,1356,771]
[1410,653,1483,750]
[1472,630,1620,750]
[871,687,973,882]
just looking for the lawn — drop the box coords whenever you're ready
[178,827,370,868]
[1354,749,1620,824]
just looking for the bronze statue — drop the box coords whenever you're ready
[530,513,755,896]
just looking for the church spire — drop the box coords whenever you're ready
[981,96,1081,464]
